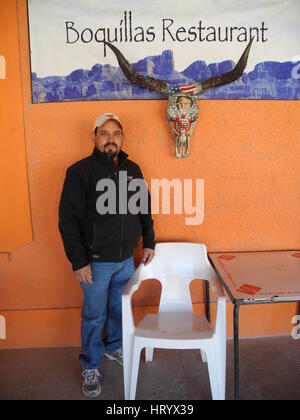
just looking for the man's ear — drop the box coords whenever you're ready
[91,132,96,144]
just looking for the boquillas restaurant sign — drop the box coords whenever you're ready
[28,0,300,104]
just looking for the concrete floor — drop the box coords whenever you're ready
[0,336,299,400]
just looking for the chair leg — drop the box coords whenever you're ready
[218,362,226,400]
[206,349,221,400]
[200,349,207,363]
[129,343,142,400]
[216,346,226,400]
[123,334,134,400]
[145,347,154,362]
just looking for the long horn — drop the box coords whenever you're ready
[104,41,168,95]
[198,38,254,93]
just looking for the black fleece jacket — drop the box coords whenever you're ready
[59,147,155,271]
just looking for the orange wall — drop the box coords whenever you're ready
[1,0,300,348]
[0,0,32,254]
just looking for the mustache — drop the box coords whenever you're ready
[104,142,117,148]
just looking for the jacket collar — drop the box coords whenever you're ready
[92,147,129,169]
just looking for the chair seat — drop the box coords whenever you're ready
[135,312,213,341]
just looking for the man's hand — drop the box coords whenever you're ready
[142,248,155,266]
[74,265,93,285]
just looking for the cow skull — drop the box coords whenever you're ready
[167,94,199,158]
[105,39,253,158]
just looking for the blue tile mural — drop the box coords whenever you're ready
[31,50,300,103]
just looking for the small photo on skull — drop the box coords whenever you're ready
[177,96,193,116]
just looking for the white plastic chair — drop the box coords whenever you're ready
[122,242,227,400]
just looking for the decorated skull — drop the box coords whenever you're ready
[105,39,253,158]
[167,94,199,158]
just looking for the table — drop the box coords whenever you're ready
[208,250,300,400]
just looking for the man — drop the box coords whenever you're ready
[59,113,155,398]
[176,96,192,116]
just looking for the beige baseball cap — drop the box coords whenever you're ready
[93,112,123,132]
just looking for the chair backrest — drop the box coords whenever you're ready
[139,243,212,312]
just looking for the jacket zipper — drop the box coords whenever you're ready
[115,159,127,262]
[119,214,124,262]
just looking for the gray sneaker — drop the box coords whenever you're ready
[103,348,123,366]
[82,369,102,398]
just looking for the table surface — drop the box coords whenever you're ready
[209,251,300,303]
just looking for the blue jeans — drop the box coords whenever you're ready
[79,257,134,370]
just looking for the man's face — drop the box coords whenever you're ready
[93,119,124,158]
[177,96,192,115]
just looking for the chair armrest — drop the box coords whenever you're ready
[210,270,226,298]
[122,264,146,335]
[123,264,145,300]
[209,269,227,336]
